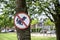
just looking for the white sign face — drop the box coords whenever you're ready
[14,12,30,30]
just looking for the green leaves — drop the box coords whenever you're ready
[0,15,4,27]
[0,0,15,28]
[31,18,38,25]
[44,19,54,26]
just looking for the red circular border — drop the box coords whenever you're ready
[14,12,30,30]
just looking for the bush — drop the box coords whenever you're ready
[31,28,42,32]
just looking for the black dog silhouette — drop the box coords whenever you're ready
[16,16,26,25]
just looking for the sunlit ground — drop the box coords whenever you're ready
[0,33,56,40]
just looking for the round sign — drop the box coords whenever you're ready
[14,12,30,30]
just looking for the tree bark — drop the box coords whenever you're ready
[0,27,1,33]
[55,21,60,40]
[5,25,7,33]
[15,0,31,40]
[54,0,60,40]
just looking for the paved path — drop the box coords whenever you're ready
[31,33,56,37]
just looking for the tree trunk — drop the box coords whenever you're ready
[4,25,7,33]
[55,21,60,40]
[0,27,1,33]
[54,0,60,40]
[16,0,31,40]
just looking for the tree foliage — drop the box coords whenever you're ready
[27,0,58,22]
[0,0,16,28]
[31,18,39,25]
[26,0,60,40]
[44,18,54,26]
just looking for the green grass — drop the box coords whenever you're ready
[31,36,56,40]
[0,33,56,40]
[0,33,17,40]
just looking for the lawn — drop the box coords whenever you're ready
[31,36,56,40]
[0,33,56,40]
[0,33,17,40]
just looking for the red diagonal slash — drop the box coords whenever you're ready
[17,14,27,28]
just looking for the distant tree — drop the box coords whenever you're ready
[27,0,60,40]
[44,18,54,26]
[0,0,15,32]
[31,18,38,25]
[0,15,4,32]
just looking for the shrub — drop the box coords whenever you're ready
[31,28,42,32]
